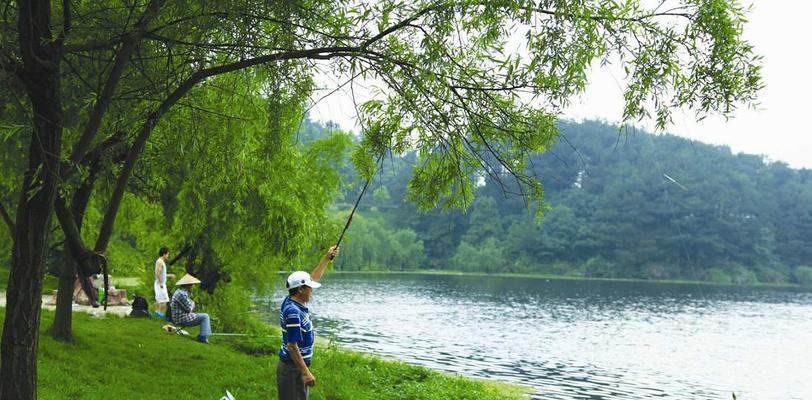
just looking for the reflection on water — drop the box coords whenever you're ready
[261,274,812,399]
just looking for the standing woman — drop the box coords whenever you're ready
[154,247,175,318]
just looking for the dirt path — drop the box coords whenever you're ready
[0,292,133,317]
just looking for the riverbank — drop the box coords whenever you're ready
[330,269,811,290]
[8,307,525,399]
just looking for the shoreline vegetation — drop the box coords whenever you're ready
[329,120,812,289]
[13,307,526,400]
[328,269,812,290]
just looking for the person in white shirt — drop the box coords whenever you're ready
[153,247,175,318]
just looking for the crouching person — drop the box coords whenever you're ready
[171,274,211,344]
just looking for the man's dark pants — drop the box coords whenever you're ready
[276,360,309,400]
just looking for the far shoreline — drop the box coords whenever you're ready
[323,269,811,291]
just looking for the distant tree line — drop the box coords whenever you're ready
[331,120,812,285]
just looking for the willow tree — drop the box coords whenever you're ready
[1,0,760,398]
[139,72,351,314]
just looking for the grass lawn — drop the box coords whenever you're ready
[0,264,142,298]
[0,266,58,294]
[4,308,524,400]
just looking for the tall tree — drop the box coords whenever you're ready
[1,1,66,396]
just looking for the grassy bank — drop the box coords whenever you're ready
[332,269,811,290]
[12,308,524,400]
[0,265,143,297]
[0,266,59,293]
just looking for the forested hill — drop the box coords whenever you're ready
[330,120,812,285]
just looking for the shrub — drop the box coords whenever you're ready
[729,264,758,285]
[583,256,617,278]
[794,266,812,286]
[705,268,732,284]
[450,238,505,273]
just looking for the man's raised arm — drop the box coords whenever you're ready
[311,246,338,282]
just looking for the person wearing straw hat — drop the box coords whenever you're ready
[170,274,211,344]
[277,245,339,400]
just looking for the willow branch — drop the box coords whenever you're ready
[60,0,70,40]
[93,44,366,251]
[362,5,437,49]
[17,0,58,70]
[0,200,13,235]
[68,0,166,166]
[63,36,126,53]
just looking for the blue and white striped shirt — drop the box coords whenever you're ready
[278,296,315,365]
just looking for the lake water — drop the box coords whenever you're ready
[263,273,812,399]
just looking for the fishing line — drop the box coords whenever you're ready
[605,67,708,333]
[330,152,385,259]
[640,127,708,335]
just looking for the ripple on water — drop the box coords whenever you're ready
[266,274,812,399]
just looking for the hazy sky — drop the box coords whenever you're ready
[309,1,811,169]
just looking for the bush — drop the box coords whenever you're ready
[200,283,273,335]
[729,264,758,285]
[794,266,812,286]
[507,256,534,274]
[705,267,732,284]
[643,264,669,280]
[755,266,789,284]
[450,238,505,273]
[583,256,617,278]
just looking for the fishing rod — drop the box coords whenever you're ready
[209,332,273,337]
[330,153,384,260]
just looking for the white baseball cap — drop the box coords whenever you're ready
[286,271,321,289]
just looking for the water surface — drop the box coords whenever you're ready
[264,273,812,399]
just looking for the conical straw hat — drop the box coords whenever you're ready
[175,274,201,286]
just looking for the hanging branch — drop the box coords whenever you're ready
[93,44,391,252]
[168,243,193,265]
[67,0,167,166]
[0,201,13,235]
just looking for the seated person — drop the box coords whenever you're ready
[90,274,127,305]
[170,274,211,344]
[73,276,99,307]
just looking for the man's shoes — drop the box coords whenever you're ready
[196,335,210,344]
[153,311,165,318]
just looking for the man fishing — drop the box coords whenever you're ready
[277,245,339,400]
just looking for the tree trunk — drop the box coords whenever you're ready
[50,247,77,342]
[50,172,96,341]
[1,1,63,397]
[0,70,63,400]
